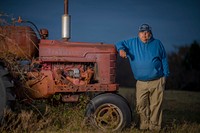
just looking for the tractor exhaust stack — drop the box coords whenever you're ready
[62,0,70,41]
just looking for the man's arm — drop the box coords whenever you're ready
[160,42,170,77]
[162,57,170,77]
[115,40,129,58]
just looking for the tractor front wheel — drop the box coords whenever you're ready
[85,93,132,132]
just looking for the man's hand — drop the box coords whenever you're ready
[119,50,127,58]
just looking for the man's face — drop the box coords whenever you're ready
[138,31,151,43]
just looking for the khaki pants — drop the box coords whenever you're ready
[136,77,165,130]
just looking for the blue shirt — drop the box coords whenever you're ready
[115,37,169,81]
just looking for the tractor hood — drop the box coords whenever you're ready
[39,39,117,62]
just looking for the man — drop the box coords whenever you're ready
[115,24,169,131]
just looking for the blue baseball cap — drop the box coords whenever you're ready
[139,24,152,32]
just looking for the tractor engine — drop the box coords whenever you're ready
[28,62,95,86]
[52,62,95,86]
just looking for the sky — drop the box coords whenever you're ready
[0,0,200,53]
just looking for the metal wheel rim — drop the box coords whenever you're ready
[94,103,123,131]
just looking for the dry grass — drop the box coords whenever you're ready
[0,88,200,133]
[119,88,200,133]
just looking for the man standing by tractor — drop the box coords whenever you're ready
[115,24,169,131]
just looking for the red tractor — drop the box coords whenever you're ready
[0,0,132,131]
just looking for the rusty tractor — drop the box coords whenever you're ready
[0,0,132,132]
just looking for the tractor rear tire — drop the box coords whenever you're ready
[85,93,132,132]
[0,64,14,117]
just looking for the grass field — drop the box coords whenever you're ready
[1,88,200,133]
[119,88,200,133]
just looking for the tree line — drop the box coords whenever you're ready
[116,41,200,91]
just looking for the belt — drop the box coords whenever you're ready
[138,76,162,82]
